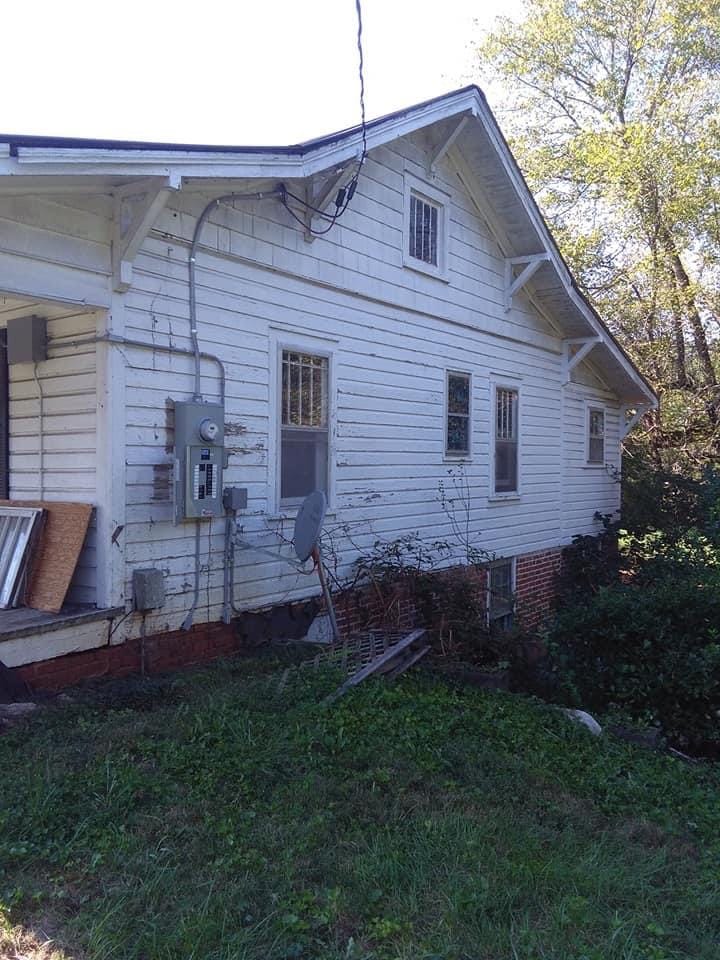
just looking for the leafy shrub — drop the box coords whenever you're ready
[548,572,720,751]
[622,527,720,584]
[622,451,720,539]
[560,512,622,599]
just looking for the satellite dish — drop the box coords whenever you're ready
[293,490,327,562]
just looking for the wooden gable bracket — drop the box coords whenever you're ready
[303,167,347,242]
[112,173,181,291]
[504,253,551,311]
[428,116,470,175]
[562,336,602,384]
[620,404,650,441]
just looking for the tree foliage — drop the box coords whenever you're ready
[477,0,720,468]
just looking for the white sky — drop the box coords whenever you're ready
[2,0,523,145]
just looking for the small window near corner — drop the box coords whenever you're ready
[488,558,514,632]
[588,408,605,464]
[446,371,471,456]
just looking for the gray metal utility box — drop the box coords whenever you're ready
[173,400,225,521]
[7,316,47,364]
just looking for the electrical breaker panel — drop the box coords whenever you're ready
[173,401,225,522]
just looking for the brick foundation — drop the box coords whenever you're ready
[333,580,419,635]
[12,547,564,694]
[515,548,564,628]
[17,620,243,692]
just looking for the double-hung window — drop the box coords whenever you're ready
[494,386,519,494]
[446,371,471,456]
[280,350,329,504]
[587,407,605,464]
[488,558,514,631]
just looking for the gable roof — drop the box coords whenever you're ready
[0,86,656,407]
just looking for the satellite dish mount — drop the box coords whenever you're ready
[293,491,339,643]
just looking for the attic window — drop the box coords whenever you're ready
[409,194,439,266]
[403,173,449,280]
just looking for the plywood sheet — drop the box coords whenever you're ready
[0,501,93,613]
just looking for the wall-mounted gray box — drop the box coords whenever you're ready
[173,400,225,522]
[7,316,47,364]
[132,567,166,611]
[223,486,248,512]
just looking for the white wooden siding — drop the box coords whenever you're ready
[0,134,625,641]
[0,193,112,607]
[3,310,100,604]
[119,132,621,636]
[0,195,111,308]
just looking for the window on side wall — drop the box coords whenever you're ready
[280,350,329,505]
[403,173,449,279]
[587,407,605,464]
[488,558,514,631]
[446,371,471,457]
[494,386,519,494]
[409,193,440,266]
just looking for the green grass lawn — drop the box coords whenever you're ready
[1,658,718,960]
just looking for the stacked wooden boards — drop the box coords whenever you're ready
[0,501,93,613]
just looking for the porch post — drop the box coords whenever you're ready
[95,295,127,611]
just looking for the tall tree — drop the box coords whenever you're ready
[477,0,720,467]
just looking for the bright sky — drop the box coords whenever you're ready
[2,0,523,145]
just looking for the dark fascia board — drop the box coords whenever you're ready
[0,85,483,157]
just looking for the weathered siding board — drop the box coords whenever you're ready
[562,377,622,539]
[0,196,110,610]
[4,310,100,604]
[0,195,111,308]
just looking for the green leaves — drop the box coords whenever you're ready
[477,0,720,466]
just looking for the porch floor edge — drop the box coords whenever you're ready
[0,605,124,643]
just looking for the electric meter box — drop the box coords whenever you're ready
[173,400,225,522]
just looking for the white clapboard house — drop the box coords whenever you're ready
[0,86,656,683]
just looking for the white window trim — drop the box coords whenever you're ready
[268,330,337,515]
[402,171,450,281]
[585,401,606,467]
[488,376,522,501]
[444,369,472,460]
[487,556,516,629]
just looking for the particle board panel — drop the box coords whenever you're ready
[0,500,93,613]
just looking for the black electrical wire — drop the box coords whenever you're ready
[279,0,368,237]
[355,0,368,165]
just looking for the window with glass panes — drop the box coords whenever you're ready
[488,559,514,631]
[280,351,329,503]
[446,372,470,455]
[494,387,519,493]
[588,408,605,463]
[409,193,439,266]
